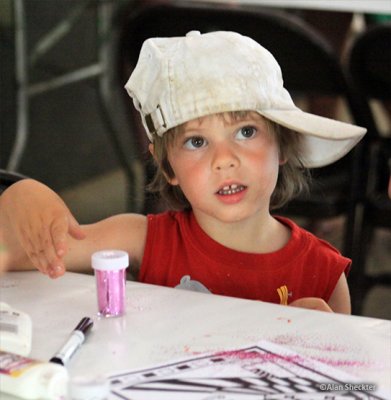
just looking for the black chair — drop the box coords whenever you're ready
[347,23,391,315]
[115,2,369,256]
[0,169,27,194]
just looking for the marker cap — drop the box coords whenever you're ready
[91,250,129,271]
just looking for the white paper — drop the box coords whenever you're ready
[108,340,390,399]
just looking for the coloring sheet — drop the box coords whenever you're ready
[108,340,389,399]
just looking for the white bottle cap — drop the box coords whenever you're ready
[69,375,110,400]
[91,250,129,271]
[45,363,69,399]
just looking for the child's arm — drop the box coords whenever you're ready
[289,273,351,314]
[326,273,351,313]
[0,179,147,278]
[289,298,333,312]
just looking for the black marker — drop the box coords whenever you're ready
[50,317,93,366]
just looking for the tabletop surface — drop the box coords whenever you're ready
[1,271,390,399]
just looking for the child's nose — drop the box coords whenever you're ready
[211,144,240,171]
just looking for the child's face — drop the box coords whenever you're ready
[166,112,282,223]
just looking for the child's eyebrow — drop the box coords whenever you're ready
[180,126,202,136]
[179,112,265,135]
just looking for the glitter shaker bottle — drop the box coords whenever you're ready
[91,250,129,317]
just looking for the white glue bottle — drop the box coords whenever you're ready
[0,351,69,399]
[0,302,32,356]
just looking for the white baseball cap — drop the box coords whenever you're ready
[125,30,366,168]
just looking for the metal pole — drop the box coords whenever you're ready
[28,63,103,96]
[8,0,28,171]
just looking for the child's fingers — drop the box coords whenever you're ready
[47,213,83,279]
[14,204,82,277]
[47,263,65,279]
[68,214,86,240]
[29,253,47,275]
[39,223,66,278]
[23,234,49,275]
[50,213,85,258]
[29,224,56,276]
[29,238,64,279]
[20,217,62,276]
[50,215,69,257]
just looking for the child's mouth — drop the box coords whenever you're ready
[217,184,246,195]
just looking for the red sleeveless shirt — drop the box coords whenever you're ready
[139,211,350,305]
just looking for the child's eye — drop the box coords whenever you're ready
[184,136,207,150]
[236,126,257,140]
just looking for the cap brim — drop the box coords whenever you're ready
[258,109,366,168]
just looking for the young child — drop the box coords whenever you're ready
[0,31,366,313]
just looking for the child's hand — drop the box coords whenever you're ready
[0,179,86,278]
[289,297,333,312]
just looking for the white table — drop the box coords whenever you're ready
[1,271,391,399]
[184,0,391,14]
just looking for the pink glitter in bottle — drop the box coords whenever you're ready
[91,250,129,317]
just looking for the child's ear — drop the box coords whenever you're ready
[168,176,179,186]
[278,151,288,165]
[148,143,179,186]
[148,143,155,158]
[279,157,287,166]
